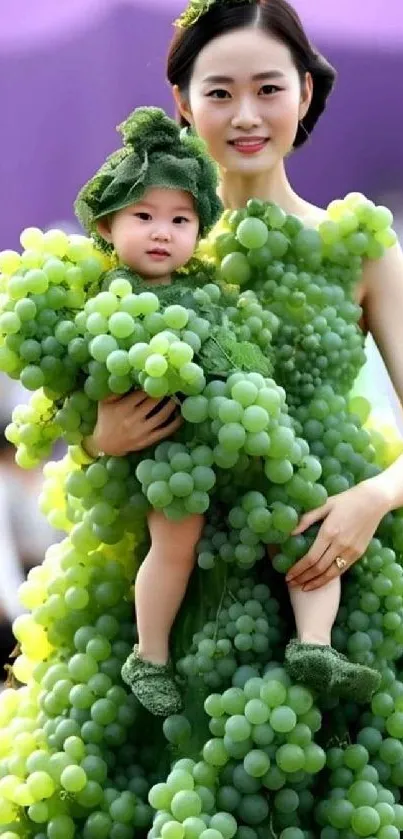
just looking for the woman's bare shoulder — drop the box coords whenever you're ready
[296,201,327,229]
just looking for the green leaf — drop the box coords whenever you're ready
[198,326,273,377]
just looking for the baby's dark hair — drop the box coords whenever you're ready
[167,0,336,148]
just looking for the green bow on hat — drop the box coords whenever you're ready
[175,0,255,29]
[75,107,223,253]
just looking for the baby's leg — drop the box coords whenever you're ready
[121,511,204,715]
[135,510,204,664]
[285,577,380,702]
[289,578,340,645]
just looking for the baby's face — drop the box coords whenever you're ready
[107,187,199,283]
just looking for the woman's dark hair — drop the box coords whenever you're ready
[167,0,336,148]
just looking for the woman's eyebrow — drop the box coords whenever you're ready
[202,71,285,83]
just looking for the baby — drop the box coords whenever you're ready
[75,107,222,715]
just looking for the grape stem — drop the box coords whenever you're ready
[213,566,228,643]
[269,813,279,838]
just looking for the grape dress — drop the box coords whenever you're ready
[0,194,403,839]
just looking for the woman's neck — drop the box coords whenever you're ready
[217,160,309,217]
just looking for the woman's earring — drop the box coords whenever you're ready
[180,123,194,139]
[299,120,309,141]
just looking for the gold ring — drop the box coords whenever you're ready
[335,556,347,571]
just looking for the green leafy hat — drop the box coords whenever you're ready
[175,0,254,29]
[74,106,223,252]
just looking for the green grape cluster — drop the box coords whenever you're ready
[79,280,210,400]
[135,371,324,534]
[292,385,377,490]
[0,229,107,464]
[148,759,236,839]
[5,390,62,468]
[224,289,279,357]
[332,538,403,672]
[0,193,402,839]
[6,390,99,470]
[195,507,266,573]
[177,575,283,690]
[0,532,157,839]
[78,365,316,537]
[135,441,215,520]
[212,195,395,406]
[39,452,148,545]
[5,389,98,469]
[0,229,105,392]
[54,392,98,446]
[317,739,403,837]
[149,666,325,837]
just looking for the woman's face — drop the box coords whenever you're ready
[174,27,312,175]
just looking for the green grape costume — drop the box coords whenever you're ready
[1,57,403,839]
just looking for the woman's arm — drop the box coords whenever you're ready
[362,242,403,407]
[360,242,403,509]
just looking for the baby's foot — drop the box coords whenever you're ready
[121,645,183,716]
[285,640,381,704]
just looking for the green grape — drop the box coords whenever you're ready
[241,406,269,433]
[274,789,299,814]
[171,790,203,821]
[26,771,55,799]
[231,381,258,408]
[106,350,131,376]
[48,815,75,839]
[182,396,209,424]
[219,424,246,452]
[209,813,237,839]
[237,218,269,250]
[225,716,251,743]
[60,765,87,792]
[161,822,185,839]
[20,365,45,390]
[108,312,135,338]
[270,706,297,733]
[243,749,270,778]
[145,353,169,377]
[147,481,174,508]
[237,793,269,825]
[203,739,228,767]
[351,806,380,836]
[260,681,287,707]
[220,253,251,286]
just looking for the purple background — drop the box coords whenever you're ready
[1,0,403,250]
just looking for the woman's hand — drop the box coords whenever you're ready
[285,478,391,591]
[87,391,182,457]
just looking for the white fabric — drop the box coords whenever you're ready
[353,334,403,435]
[0,470,56,622]
[0,474,26,621]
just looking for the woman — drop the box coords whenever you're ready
[88,0,403,664]
[2,4,403,838]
